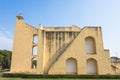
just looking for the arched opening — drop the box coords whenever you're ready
[87,58,98,74]
[85,37,96,54]
[32,46,38,55]
[33,35,38,43]
[66,58,77,74]
[31,57,37,69]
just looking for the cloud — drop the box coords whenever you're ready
[0,30,13,51]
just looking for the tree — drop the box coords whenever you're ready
[0,54,3,72]
[0,50,12,71]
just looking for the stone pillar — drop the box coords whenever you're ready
[37,24,44,74]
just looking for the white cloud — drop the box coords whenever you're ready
[0,31,13,51]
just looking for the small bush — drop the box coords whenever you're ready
[2,73,25,78]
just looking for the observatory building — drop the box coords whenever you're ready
[11,15,112,74]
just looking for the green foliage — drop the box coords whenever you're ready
[2,73,120,79]
[0,50,12,71]
[32,60,37,69]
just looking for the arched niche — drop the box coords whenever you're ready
[66,58,77,74]
[32,46,38,55]
[33,35,38,43]
[87,58,98,74]
[85,37,96,54]
[31,57,37,69]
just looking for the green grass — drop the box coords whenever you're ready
[0,78,120,80]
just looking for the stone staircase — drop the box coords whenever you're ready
[44,32,80,74]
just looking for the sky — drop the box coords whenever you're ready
[0,0,120,57]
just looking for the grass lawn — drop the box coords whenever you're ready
[0,78,120,80]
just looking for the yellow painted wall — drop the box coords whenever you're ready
[11,18,38,73]
[49,27,112,74]
[11,15,112,74]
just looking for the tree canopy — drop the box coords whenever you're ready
[0,50,12,70]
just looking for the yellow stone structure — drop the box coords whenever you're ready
[111,57,120,74]
[11,15,112,74]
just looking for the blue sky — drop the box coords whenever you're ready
[0,0,120,57]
